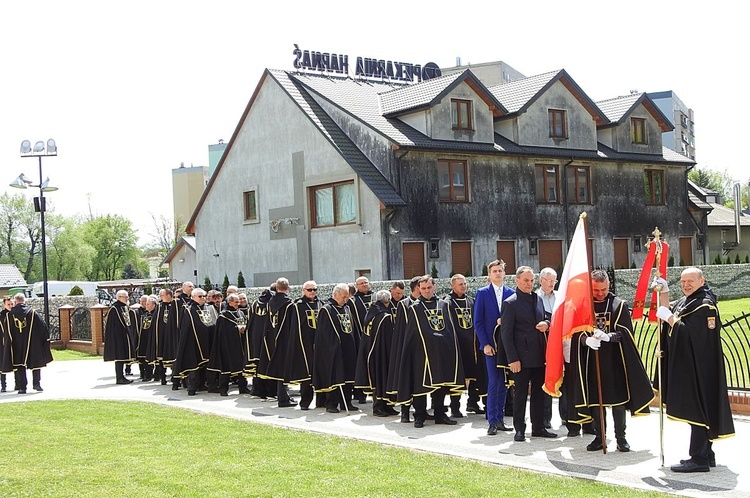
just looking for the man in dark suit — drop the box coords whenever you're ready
[473,259,515,435]
[501,266,557,441]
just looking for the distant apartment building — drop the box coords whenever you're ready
[172,163,209,230]
[648,90,695,160]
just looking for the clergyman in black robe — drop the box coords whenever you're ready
[207,293,250,396]
[257,277,295,407]
[173,289,217,395]
[103,290,137,385]
[284,281,322,410]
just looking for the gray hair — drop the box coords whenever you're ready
[332,283,349,298]
[539,267,557,280]
[374,289,391,304]
[226,293,239,304]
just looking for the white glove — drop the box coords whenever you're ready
[585,336,601,350]
[652,277,669,293]
[594,329,610,342]
[656,306,674,323]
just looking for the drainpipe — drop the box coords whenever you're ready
[562,159,575,244]
[383,210,398,279]
[393,147,409,195]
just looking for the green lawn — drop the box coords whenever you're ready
[0,400,661,498]
[718,297,750,320]
[51,349,101,361]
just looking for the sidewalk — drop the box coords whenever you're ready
[2,359,748,497]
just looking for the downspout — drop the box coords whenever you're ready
[684,163,707,263]
[384,147,410,279]
[562,159,575,245]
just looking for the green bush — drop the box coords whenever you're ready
[430,263,438,279]
[68,285,84,296]
[237,271,246,288]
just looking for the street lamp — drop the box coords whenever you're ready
[11,139,58,330]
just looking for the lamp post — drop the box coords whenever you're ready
[11,139,58,329]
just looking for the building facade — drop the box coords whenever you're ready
[187,61,698,285]
[648,90,695,160]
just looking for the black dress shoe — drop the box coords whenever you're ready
[582,424,596,435]
[531,429,558,438]
[513,431,525,442]
[384,406,399,415]
[466,404,485,414]
[400,413,412,423]
[171,384,180,391]
[586,437,603,451]
[18,389,27,394]
[278,400,298,408]
[425,412,435,421]
[616,437,630,452]
[544,420,552,429]
[671,460,710,473]
[566,430,581,437]
[497,422,513,431]
[116,378,133,385]
[372,407,390,417]
[161,378,167,386]
[300,405,310,411]
[487,424,498,436]
[220,392,229,397]
[414,420,425,428]
[187,390,196,396]
[450,409,464,419]
[344,404,360,411]
[33,384,43,392]
[435,416,457,425]
[326,406,340,413]
[681,457,716,468]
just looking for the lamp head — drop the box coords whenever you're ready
[20,140,32,155]
[41,177,58,192]
[33,141,45,153]
[9,173,30,189]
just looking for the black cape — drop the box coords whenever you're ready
[569,293,654,423]
[137,308,156,362]
[173,302,217,377]
[257,292,293,381]
[284,297,321,384]
[385,295,417,403]
[657,285,735,441]
[246,291,273,375]
[1,304,53,372]
[396,296,465,405]
[445,292,487,398]
[154,300,179,366]
[207,306,248,376]
[354,300,394,402]
[103,301,136,362]
[346,291,372,349]
[312,298,357,392]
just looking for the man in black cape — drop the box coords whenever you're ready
[570,270,654,452]
[284,281,322,410]
[153,288,178,386]
[1,293,53,393]
[104,290,137,385]
[313,283,359,413]
[396,275,464,428]
[257,277,296,407]
[386,276,421,422]
[247,285,274,398]
[207,293,250,396]
[655,267,735,473]
[445,274,487,418]
[347,276,372,404]
[355,289,397,417]
[136,295,157,382]
[173,288,217,395]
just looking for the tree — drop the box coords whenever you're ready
[81,215,140,281]
[430,263,438,279]
[68,285,84,296]
[203,276,212,292]
[688,166,733,204]
[122,263,141,279]
[222,274,230,295]
[237,271,245,288]
[46,215,95,280]
[150,213,185,254]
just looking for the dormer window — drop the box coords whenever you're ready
[631,118,647,144]
[451,99,473,130]
[548,109,567,138]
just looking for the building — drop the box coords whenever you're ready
[172,163,209,231]
[161,235,197,283]
[647,90,695,160]
[186,59,699,285]
[442,59,526,87]
[0,264,27,295]
[208,140,228,178]
[689,181,750,263]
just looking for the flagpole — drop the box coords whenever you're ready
[649,228,666,467]
[581,213,607,454]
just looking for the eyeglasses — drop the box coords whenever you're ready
[304,288,318,292]
[542,277,557,284]
[195,295,206,299]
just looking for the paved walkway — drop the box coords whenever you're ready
[2,360,748,497]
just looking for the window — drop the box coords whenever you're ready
[548,109,567,138]
[644,169,665,205]
[451,99,473,130]
[535,165,559,203]
[566,166,590,204]
[310,180,356,228]
[438,160,468,202]
[243,189,258,222]
[631,118,646,144]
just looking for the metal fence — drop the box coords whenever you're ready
[634,311,750,392]
[70,307,92,341]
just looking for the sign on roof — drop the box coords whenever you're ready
[293,44,441,83]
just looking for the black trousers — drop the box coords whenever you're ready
[512,366,545,433]
[218,374,248,394]
[590,405,626,439]
[299,380,314,408]
[324,384,353,410]
[689,424,714,466]
[14,367,41,391]
[413,388,448,422]
[449,379,480,410]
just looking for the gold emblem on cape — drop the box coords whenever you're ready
[305,309,318,329]
[142,316,153,329]
[455,308,472,329]
[595,312,610,332]
[13,316,27,332]
[122,309,131,327]
[707,316,716,329]
[162,308,169,323]
[255,306,267,317]
[270,311,279,328]
[338,312,352,334]
[197,309,214,325]
[425,309,445,331]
